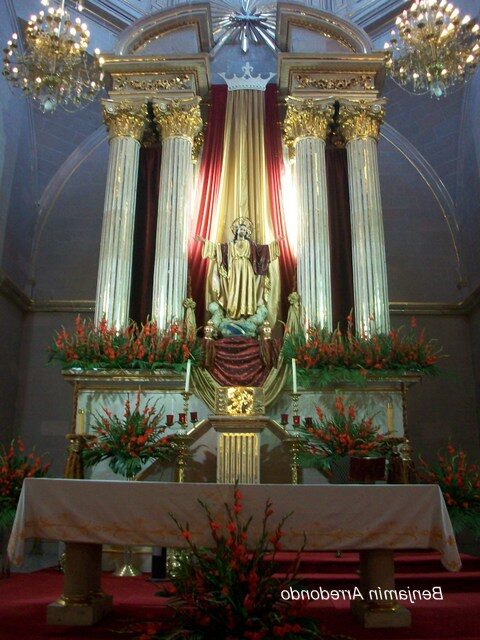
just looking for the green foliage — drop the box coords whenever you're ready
[145,487,321,640]
[298,398,385,476]
[0,438,50,531]
[283,317,442,387]
[82,393,178,479]
[419,443,480,539]
[48,316,202,371]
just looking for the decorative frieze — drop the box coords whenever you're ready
[294,73,376,91]
[153,99,202,143]
[113,74,192,93]
[337,99,385,142]
[102,101,147,141]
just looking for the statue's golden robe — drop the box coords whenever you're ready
[203,238,280,319]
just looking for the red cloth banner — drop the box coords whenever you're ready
[264,84,297,322]
[188,85,228,327]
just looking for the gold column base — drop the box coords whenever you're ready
[351,549,412,628]
[47,542,112,626]
[351,600,411,628]
[47,592,113,626]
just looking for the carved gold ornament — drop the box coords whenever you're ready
[102,101,147,141]
[283,99,335,157]
[153,101,202,143]
[192,129,204,163]
[337,100,385,142]
[114,74,191,92]
[295,74,375,91]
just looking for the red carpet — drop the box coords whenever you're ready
[1,552,480,640]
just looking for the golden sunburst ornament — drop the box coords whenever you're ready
[210,0,277,56]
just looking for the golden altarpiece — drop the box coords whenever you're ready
[57,3,420,629]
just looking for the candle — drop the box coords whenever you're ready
[190,411,198,423]
[305,417,313,428]
[166,414,174,426]
[185,359,192,393]
[281,413,289,425]
[292,358,297,394]
[76,409,85,435]
[178,413,186,424]
[386,402,394,435]
[293,415,300,426]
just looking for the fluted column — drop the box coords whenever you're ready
[338,99,389,336]
[284,99,335,330]
[94,100,147,329]
[151,99,202,328]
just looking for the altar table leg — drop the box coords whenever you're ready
[351,549,411,628]
[47,542,113,626]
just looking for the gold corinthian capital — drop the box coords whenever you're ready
[283,99,335,158]
[337,100,386,143]
[152,100,203,143]
[102,101,147,141]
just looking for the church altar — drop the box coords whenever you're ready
[9,478,460,627]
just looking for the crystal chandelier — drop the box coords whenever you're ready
[384,1,480,98]
[2,0,104,113]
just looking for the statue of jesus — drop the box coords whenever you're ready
[195,217,280,321]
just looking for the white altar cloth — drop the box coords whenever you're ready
[8,479,460,571]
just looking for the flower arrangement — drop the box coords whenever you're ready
[48,316,202,371]
[145,486,320,640]
[82,393,178,479]
[419,443,480,539]
[0,438,50,530]
[283,315,442,386]
[300,398,385,476]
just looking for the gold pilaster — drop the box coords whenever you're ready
[283,98,335,158]
[217,432,260,484]
[337,99,385,142]
[153,99,202,143]
[102,101,147,141]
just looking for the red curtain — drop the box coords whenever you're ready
[129,145,162,324]
[326,145,354,330]
[188,85,228,326]
[264,84,297,321]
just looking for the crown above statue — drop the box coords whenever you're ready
[231,217,254,237]
[219,63,276,92]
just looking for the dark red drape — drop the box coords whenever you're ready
[264,84,297,322]
[129,145,162,324]
[326,145,354,330]
[188,85,228,327]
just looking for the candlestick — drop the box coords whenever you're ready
[178,413,186,425]
[190,411,198,423]
[280,413,289,426]
[386,402,394,435]
[291,392,300,419]
[181,391,191,427]
[291,358,297,394]
[166,414,174,426]
[76,409,85,435]
[185,359,192,393]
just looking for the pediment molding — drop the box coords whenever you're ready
[276,3,373,54]
[114,3,214,55]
